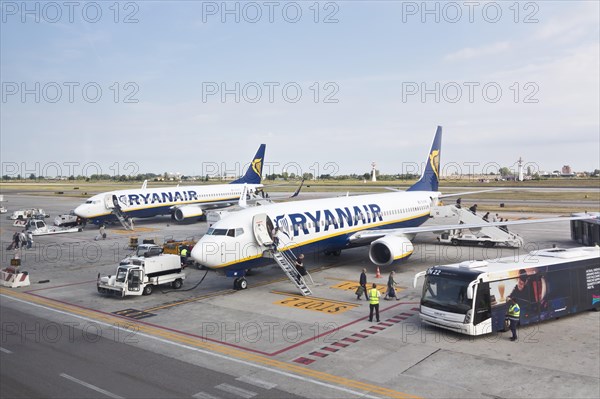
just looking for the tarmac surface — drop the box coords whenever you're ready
[1,193,599,399]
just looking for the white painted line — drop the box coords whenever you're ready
[215,383,256,398]
[2,294,383,399]
[0,347,13,354]
[192,392,221,399]
[59,373,124,399]
[235,375,277,390]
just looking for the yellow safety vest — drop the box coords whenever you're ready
[369,289,379,305]
[508,303,520,318]
[181,249,188,257]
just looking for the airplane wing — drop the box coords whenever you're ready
[349,214,597,243]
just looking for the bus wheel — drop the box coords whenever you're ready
[239,278,248,290]
[451,239,459,246]
[233,278,240,290]
[143,285,153,295]
[484,241,495,248]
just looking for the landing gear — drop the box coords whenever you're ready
[326,249,342,256]
[233,277,248,290]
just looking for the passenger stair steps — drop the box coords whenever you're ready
[435,205,523,247]
[112,206,134,230]
[271,250,312,296]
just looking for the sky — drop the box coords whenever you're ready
[1,1,599,179]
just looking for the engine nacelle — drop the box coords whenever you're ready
[173,206,204,222]
[369,235,414,266]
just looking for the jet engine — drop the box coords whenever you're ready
[173,206,204,222]
[369,235,414,266]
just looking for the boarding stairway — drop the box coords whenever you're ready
[431,205,524,247]
[111,206,134,230]
[271,249,313,296]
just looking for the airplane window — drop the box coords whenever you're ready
[86,200,92,204]
[212,229,228,236]
[235,228,244,236]
[227,229,235,237]
[207,228,214,235]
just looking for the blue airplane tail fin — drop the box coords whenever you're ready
[407,126,442,192]
[231,144,266,185]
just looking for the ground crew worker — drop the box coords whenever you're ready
[180,246,188,266]
[368,283,381,322]
[506,297,520,341]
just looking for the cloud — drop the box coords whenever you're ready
[444,41,511,62]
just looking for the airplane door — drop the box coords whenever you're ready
[104,194,115,210]
[252,213,274,248]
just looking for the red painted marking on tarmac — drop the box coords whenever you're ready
[342,337,359,343]
[331,342,349,348]
[352,333,369,339]
[378,322,393,327]
[360,329,377,335]
[370,326,385,331]
[400,312,414,316]
[411,307,420,311]
[293,357,315,365]
[24,279,97,293]
[309,351,328,358]
[321,347,339,353]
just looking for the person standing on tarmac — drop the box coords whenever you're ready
[368,283,381,322]
[357,268,368,300]
[506,297,521,341]
[180,246,189,266]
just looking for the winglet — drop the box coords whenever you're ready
[407,126,442,192]
[231,144,266,185]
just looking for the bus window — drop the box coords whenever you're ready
[422,275,473,314]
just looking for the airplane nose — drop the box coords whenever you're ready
[73,205,86,218]
[191,240,216,267]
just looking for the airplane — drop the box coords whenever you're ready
[191,127,596,290]
[74,145,266,227]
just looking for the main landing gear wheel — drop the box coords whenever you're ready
[233,277,248,290]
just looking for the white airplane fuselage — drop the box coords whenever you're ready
[192,190,440,274]
[74,183,263,224]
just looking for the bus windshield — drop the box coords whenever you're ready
[422,275,473,314]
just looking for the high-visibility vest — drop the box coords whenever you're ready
[369,289,379,305]
[180,248,188,257]
[508,303,520,319]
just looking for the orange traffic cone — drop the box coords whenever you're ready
[375,267,381,278]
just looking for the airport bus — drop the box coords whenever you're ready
[571,212,600,246]
[413,247,600,336]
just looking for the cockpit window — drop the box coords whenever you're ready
[86,200,93,204]
[212,229,228,236]
[235,228,244,237]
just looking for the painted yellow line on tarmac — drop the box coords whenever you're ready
[273,296,359,315]
[0,287,420,399]
[330,281,388,295]
[110,227,158,234]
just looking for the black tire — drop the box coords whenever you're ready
[451,239,459,246]
[239,278,248,290]
[142,285,153,296]
[333,250,342,256]
[172,279,183,289]
[233,278,240,290]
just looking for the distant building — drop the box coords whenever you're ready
[562,165,572,175]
